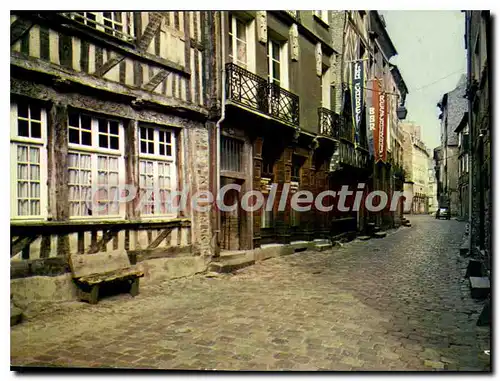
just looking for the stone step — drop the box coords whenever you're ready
[314,243,333,252]
[373,226,381,233]
[290,241,311,252]
[210,251,255,273]
[372,232,387,239]
[11,302,23,326]
[469,277,490,300]
[358,236,371,241]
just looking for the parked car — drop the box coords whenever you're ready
[436,207,451,220]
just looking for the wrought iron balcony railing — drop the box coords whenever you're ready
[318,107,340,140]
[226,63,300,127]
[339,116,354,142]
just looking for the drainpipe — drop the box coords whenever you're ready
[466,11,473,258]
[213,11,226,257]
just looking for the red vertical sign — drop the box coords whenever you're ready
[374,80,387,163]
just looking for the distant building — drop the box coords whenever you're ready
[401,122,430,214]
[436,74,467,215]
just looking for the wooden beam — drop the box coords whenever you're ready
[49,103,69,220]
[137,12,164,52]
[87,230,119,254]
[125,120,140,220]
[11,52,206,112]
[11,236,37,258]
[147,228,173,249]
[92,54,125,77]
[142,70,170,92]
[11,18,33,45]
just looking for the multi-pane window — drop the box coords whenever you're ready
[138,125,177,216]
[221,136,243,173]
[11,101,47,219]
[68,111,124,217]
[267,39,281,86]
[67,12,135,42]
[229,15,247,69]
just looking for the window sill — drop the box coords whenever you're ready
[313,14,329,29]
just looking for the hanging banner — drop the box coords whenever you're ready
[375,80,388,163]
[351,60,364,146]
[365,79,377,157]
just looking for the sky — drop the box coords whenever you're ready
[380,11,467,150]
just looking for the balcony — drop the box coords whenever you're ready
[318,108,340,140]
[225,63,300,127]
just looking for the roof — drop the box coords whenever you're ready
[454,112,469,133]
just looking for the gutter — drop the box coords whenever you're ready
[466,11,474,257]
[213,11,226,257]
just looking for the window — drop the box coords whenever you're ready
[321,66,331,109]
[221,136,243,172]
[67,12,135,42]
[138,125,177,216]
[10,101,47,219]
[313,10,328,25]
[229,15,247,69]
[68,111,125,217]
[268,39,281,86]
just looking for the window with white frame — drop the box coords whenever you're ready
[268,39,281,86]
[138,125,177,216]
[67,12,135,42]
[313,10,329,24]
[229,15,248,69]
[10,101,47,219]
[68,111,124,218]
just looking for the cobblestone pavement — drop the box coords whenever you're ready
[11,215,491,371]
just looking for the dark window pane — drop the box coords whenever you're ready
[166,146,172,156]
[140,141,147,153]
[159,131,165,143]
[103,12,112,19]
[273,61,280,81]
[114,12,122,23]
[110,136,119,150]
[140,127,147,139]
[148,128,154,140]
[272,41,280,60]
[81,115,91,130]
[99,134,108,148]
[165,132,171,143]
[159,145,165,156]
[82,131,92,146]
[69,128,80,144]
[18,103,29,118]
[148,142,154,154]
[98,119,108,133]
[68,112,79,127]
[109,121,119,135]
[30,105,41,121]
[18,120,29,137]
[31,122,41,138]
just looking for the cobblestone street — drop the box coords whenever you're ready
[11,215,490,371]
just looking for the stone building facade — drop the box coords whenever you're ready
[436,75,467,215]
[401,122,430,214]
[464,11,490,270]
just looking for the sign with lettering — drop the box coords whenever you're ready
[366,79,387,163]
[351,61,364,146]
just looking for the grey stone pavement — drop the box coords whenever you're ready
[11,215,491,371]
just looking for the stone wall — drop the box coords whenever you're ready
[183,122,213,257]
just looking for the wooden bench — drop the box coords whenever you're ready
[69,251,144,305]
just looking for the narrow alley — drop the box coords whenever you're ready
[11,216,490,371]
